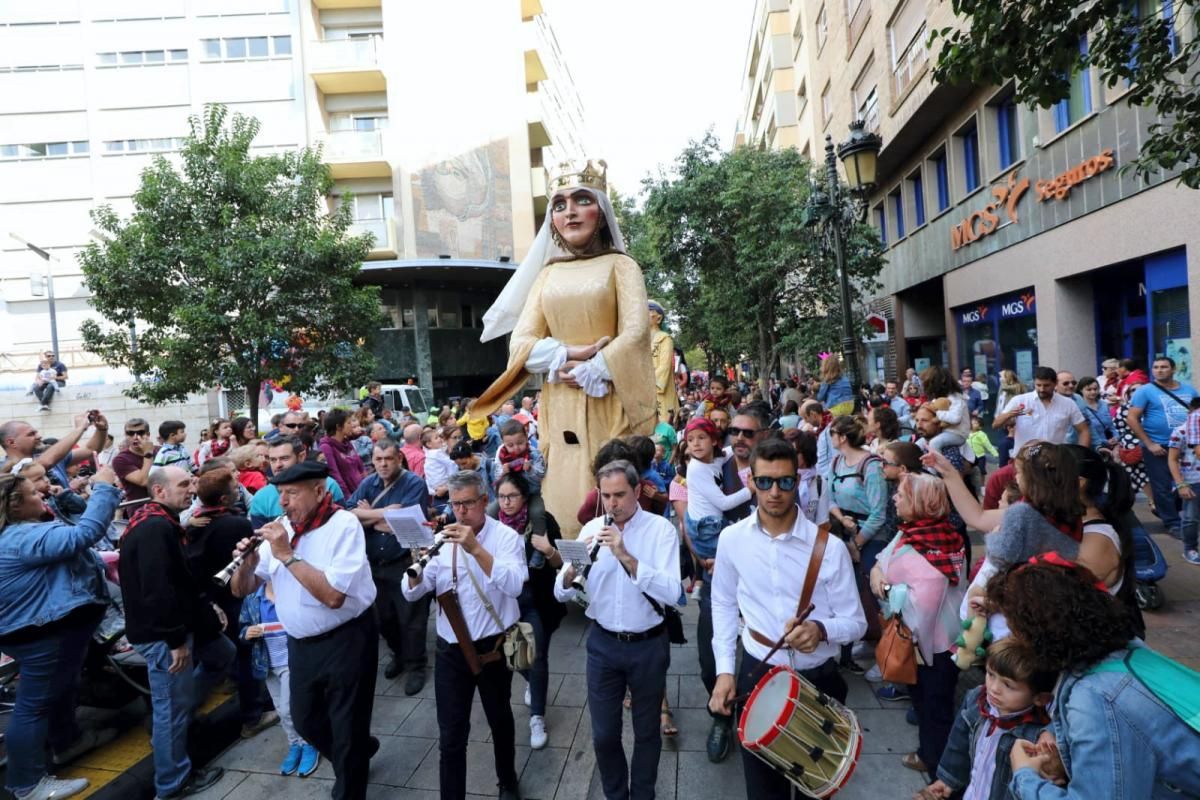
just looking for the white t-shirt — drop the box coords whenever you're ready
[1003,391,1085,450]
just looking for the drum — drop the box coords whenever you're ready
[737,665,863,798]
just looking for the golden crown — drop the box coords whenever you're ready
[550,159,608,193]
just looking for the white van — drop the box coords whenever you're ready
[376,384,431,417]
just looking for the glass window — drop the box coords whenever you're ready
[402,307,415,328]
[821,83,831,127]
[1054,37,1092,132]
[0,145,17,158]
[225,38,247,59]
[203,39,220,59]
[248,37,269,58]
[910,172,925,226]
[816,5,828,50]
[427,307,439,328]
[933,152,950,211]
[72,141,88,154]
[120,51,143,64]
[170,49,187,61]
[46,142,68,156]
[273,35,291,55]
[891,189,905,239]
[874,205,887,245]
[105,141,124,153]
[98,52,116,65]
[995,96,1020,169]
[144,50,164,63]
[461,305,474,328]
[961,124,980,193]
[440,304,459,328]
[1152,286,1190,369]
[26,143,46,157]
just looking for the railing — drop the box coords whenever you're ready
[350,217,392,251]
[324,129,384,161]
[892,24,928,99]
[308,36,382,72]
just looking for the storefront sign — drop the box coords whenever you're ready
[960,304,990,325]
[950,172,1030,251]
[998,291,1036,319]
[1035,149,1115,202]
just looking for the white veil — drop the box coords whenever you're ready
[480,186,625,342]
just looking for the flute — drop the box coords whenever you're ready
[571,514,612,593]
[212,515,287,587]
[405,533,448,579]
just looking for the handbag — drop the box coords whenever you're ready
[460,546,536,672]
[1117,445,1144,465]
[875,613,918,685]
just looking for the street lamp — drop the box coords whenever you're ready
[9,233,60,357]
[808,119,882,408]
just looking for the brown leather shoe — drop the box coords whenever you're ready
[901,752,929,772]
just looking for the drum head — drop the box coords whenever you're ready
[738,665,797,747]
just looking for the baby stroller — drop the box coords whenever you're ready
[1132,521,1167,610]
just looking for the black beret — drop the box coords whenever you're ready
[270,460,329,486]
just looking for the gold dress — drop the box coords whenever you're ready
[652,328,679,424]
[472,252,656,536]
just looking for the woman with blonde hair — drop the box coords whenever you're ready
[817,357,854,417]
[994,370,1025,418]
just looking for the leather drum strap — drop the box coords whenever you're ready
[436,543,483,674]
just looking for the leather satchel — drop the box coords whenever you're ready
[875,613,918,685]
[460,545,535,672]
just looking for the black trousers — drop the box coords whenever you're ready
[372,558,432,669]
[736,652,847,800]
[586,625,670,800]
[911,651,958,775]
[434,635,518,800]
[288,611,378,800]
[696,581,728,723]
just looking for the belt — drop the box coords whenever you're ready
[293,609,372,644]
[595,622,665,642]
[437,635,504,666]
[745,630,837,677]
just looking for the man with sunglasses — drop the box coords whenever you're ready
[248,437,345,528]
[111,417,158,502]
[708,438,866,800]
[699,402,769,762]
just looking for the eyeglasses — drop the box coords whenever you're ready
[126,429,149,437]
[752,475,798,492]
[449,497,482,510]
[282,423,302,429]
[497,492,523,502]
[728,426,760,439]
[1061,381,1077,386]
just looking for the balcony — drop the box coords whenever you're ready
[323,129,390,179]
[309,37,385,94]
[350,217,397,260]
[892,25,928,102]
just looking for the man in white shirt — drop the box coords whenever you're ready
[555,460,681,800]
[230,461,379,800]
[993,365,1089,450]
[422,427,456,511]
[708,438,867,800]
[403,470,527,800]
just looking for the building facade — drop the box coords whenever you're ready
[738,0,1199,391]
[0,0,585,400]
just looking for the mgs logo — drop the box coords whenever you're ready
[1020,292,1036,310]
[960,305,990,324]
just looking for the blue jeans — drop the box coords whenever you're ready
[134,634,236,796]
[3,616,97,793]
[517,584,552,717]
[1142,449,1182,531]
[1181,483,1200,549]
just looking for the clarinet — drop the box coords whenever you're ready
[571,514,612,593]
[405,533,448,580]
[212,515,285,587]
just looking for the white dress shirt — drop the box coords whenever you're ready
[1004,390,1086,450]
[554,507,681,633]
[710,507,866,675]
[402,516,528,642]
[254,509,377,639]
[423,448,456,496]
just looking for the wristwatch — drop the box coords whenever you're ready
[283,555,303,568]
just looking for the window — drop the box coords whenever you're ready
[792,9,804,56]
[931,150,950,212]
[1054,37,1093,132]
[958,122,980,193]
[821,81,832,128]
[874,204,887,245]
[102,138,186,154]
[816,5,829,50]
[796,80,807,116]
[908,171,926,227]
[248,37,269,58]
[226,38,247,58]
[1129,0,1178,69]
[98,49,183,66]
[994,94,1020,170]
[855,84,879,132]
[890,188,905,240]
[273,35,291,55]
[204,39,221,59]
[0,140,89,160]
[888,0,927,98]
[201,36,292,61]
[170,49,187,61]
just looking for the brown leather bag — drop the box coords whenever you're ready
[874,614,918,685]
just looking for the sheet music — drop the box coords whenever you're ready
[556,538,595,571]
[384,506,434,548]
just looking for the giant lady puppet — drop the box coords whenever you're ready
[472,161,656,536]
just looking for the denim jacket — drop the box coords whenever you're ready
[238,584,270,681]
[1010,642,1200,799]
[937,686,1047,799]
[0,482,121,636]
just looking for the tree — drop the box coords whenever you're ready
[80,104,383,425]
[932,0,1200,187]
[617,134,886,396]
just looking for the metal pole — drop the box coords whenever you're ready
[824,134,859,406]
[14,236,60,357]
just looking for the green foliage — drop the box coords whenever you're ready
[79,104,383,422]
[932,0,1200,187]
[616,133,885,392]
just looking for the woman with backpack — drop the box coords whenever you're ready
[986,559,1200,799]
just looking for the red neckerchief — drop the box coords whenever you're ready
[1027,551,1108,592]
[123,501,185,543]
[1040,510,1084,543]
[289,492,337,548]
[898,517,965,585]
[976,690,1050,735]
[499,504,529,534]
[210,438,231,458]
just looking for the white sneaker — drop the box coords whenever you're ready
[529,715,547,750]
[851,641,872,660]
[524,684,531,707]
[864,664,883,683]
[16,775,90,800]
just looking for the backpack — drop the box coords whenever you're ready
[1088,647,1200,734]
[831,453,883,486]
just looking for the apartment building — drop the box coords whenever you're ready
[738,0,1200,390]
[0,0,586,398]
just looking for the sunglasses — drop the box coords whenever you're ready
[126,429,150,437]
[728,426,760,439]
[282,423,302,429]
[1062,381,1077,386]
[752,475,798,492]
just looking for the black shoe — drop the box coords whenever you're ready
[157,766,224,799]
[367,736,381,760]
[383,657,403,680]
[498,784,521,800]
[706,719,732,763]
[403,667,426,696]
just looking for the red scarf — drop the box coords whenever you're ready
[976,689,1050,735]
[499,504,529,534]
[1027,551,1108,592]
[898,517,965,585]
[289,492,337,548]
[1040,509,1084,543]
[123,501,185,543]
[210,438,231,458]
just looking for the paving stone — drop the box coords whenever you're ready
[369,695,423,736]
[854,708,920,755]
